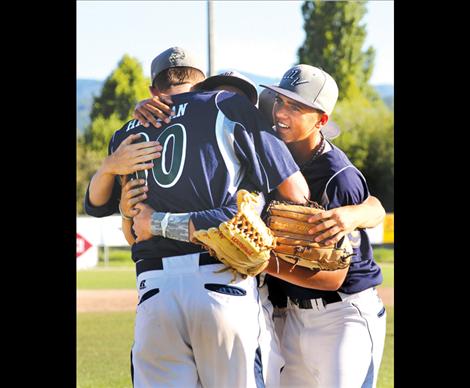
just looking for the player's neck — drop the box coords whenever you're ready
[287,134,323,166]
[161,83,193,96]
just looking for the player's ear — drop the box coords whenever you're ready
[149,85,158,97]
[318,113,329,127]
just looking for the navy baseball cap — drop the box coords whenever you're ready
[258,87,341,139]
[199,70,258,105]
[151,47,206,84]
[260,64,339,115]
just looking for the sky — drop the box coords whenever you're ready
[77,0,393,85]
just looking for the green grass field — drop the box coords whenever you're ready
[77,267,136,289]
[77,312,135,388]
[77,262,394,289]
[77,308,394,388]
[97,245,394,265]
[79,245,394,289]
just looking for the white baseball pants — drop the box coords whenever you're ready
[131,253,282,388]
[279,287,387,388]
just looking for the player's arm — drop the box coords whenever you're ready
[131,201,239,243]
[88,134,161,207]
[265,167,373,291]
[305,195,386,245]
[274,171,310,203]
[118,175,149,245]
[265,254,348,291]
[121,218,135,245]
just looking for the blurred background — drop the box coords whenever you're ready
[76,1,394,387]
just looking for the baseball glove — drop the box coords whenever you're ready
[266,200,354,271]
[193,190,276,281]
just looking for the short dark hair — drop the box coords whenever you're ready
[152,67,205,91]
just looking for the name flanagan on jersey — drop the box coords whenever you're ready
[126,102,189,131]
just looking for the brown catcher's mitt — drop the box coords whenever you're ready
[193,190,276,280]
[267,200,354,271]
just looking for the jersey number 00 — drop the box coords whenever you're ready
[138,124,187,188]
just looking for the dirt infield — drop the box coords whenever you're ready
[77,287,393,312]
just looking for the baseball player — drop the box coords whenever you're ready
[119,71,286,387]
[259,64,387,388]
[84,47,311,388]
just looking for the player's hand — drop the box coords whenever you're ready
[306,206,359,246]
[133,95,175,128]
[132,202,155,242]
[103,134,162,176]
[119,175,148,218]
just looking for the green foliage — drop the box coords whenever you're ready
[77,55,151,211]
[83,54,150,153]
[297,0,394,210]
[332,97,394,211]
[76,136,106,214]
[90,54,150,122]
[84,112,124,153]
[298,0,378,100]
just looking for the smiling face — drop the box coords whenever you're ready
[272,94,327,144]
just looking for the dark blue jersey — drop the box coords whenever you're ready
[85,90,299,261]
[272,140,383,299]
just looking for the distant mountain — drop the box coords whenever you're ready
[216,69,280,92]
[373,84,394,99]
[373,84,394,110]
[75,76,393,133]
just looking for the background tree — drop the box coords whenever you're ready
[298,0,378,101]
[78,54,150,213]
[90,54,150,121]
[298,0,394,211]
[84,54,150,152]
[332,96,394,211]
[77,136,107,214]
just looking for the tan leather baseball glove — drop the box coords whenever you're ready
[193,190,276,280]
[267,200,354,271]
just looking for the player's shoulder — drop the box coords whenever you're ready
[190,89,220,103]
[323,142,354,170]
[319,145,369,207]
[214,90,253,110]
[213,90,262,128]
[319,142,367,187]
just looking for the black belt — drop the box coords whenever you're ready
[289,293,343,309]
[136,252,220,276]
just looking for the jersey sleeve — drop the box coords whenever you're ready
[191,180,266,230]
[83,178,121,217]
[323,166,370,209]
[83,126,126,217]
[216,92,300,194]
[190,202,238,230]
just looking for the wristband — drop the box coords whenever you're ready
[150,211,191,242]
